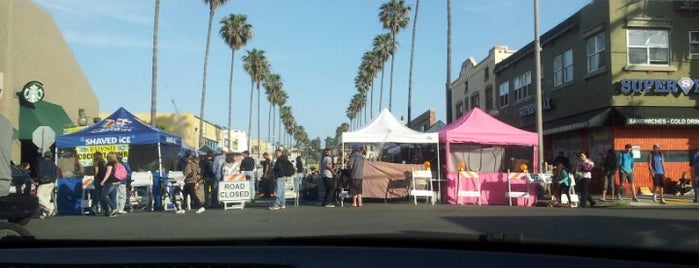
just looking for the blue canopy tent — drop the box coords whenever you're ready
[55,108,182,214]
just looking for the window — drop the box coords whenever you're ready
[627,29,669,65]
[691,31,699,58]
[498,81,509,107]
[464,80,469,95]
[553,49,573,86]
[456,102,464,119]
[484,66,490,81]
[485,86,493,111]
[513,71,532,101]
[587,33,605,72]
[470,93,480,109]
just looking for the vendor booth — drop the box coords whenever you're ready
[341,109,440,200]
[438,108,538,206]
[54,107,182,214]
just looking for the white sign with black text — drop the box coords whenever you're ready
[218,181,251,202]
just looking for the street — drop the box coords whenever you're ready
[23,198,699,253]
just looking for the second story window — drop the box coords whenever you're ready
[513,71,532,101]
[587,33,605,72]
[484,66,490,81]
[456,102,464,119]
[485,86,493,111]
[553,49,573,86]
[470,93,480,109]
[627,29,669,65]
[498,81,509,107]
[690,31,699,59]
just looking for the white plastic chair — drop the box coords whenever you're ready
[81,176,95,214]
[130,171,153,211]
[166,171,185,211]
[457,170,481,206]
[506,169,531,206]
[409,169,435,205]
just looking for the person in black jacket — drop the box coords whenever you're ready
[602,149,617,201]
[200,151,217,208]
[37,151,58,218]
[269,149,293,210]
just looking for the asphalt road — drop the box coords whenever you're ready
[22,198,699,253]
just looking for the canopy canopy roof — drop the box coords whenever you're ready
[56,107,182,148]
[341,108,438,144]
[438,108,538,146]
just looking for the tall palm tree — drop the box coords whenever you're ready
[263,73,282,148]
[361,50,381,119]
[242,49,270,156]
[274,90,288,147]
[198,0,229,148]
[407,0,419,123]
[150,0,160,127]
[372,33,394,112]
[220,13,253,150]
[379,0,410,112]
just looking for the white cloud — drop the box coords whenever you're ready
[34,0,152,26]
[63,30,150,49]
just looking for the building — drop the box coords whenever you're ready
[0,0,98,163]
[123,112,248,153]
[492,0,699,192]
[448,46,516,123]
[408,109,436,132]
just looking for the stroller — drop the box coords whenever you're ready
[334,169,351,206]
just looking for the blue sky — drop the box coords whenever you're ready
[34,0,589,144]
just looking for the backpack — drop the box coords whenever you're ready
[114,162,128,181]
[283,160,296,177]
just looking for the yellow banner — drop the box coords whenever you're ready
[76,144,129,167]
[63,126,86,135]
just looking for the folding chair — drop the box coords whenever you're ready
[165,171,184,211]
[409,169,435,205]
[81,176,95,215]
[457,170,481,206]
[130,171,153,211]
[506,169,532,206]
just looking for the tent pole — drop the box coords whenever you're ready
[436,142,441,203]
[157,141,163,175]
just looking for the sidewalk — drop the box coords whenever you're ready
[591,194,699,208]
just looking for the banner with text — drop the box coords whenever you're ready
[75,144,130,167]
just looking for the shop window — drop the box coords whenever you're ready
[627,29,669,65]
[586,33,605,72]
[553,49,573,86]
[498,81,509,107]
[690,31,699,59]
[513,71,532,101]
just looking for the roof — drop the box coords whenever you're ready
[439,108,538,146]
[341,109,438,144]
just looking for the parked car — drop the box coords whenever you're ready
[0,165,39,226]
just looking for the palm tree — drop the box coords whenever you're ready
[150,0,160,127]
[372,33,394,112]
[198,0,229,148]
[361,50,381,118]
[379,0,410,112]
[407,0,419,123]
[242,49,270,156]
[219,13,253,150]
[274,90,288,147]
[263,73,282,148]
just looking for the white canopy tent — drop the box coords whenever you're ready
[341,108,440,179]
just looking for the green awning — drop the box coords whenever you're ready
[18,101,73,140]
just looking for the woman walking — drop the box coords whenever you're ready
[91,152,106,215]
[180,154,205,214]
[100,152,121,217]
[576,152,596,208]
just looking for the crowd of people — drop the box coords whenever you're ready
[550,143,699,208]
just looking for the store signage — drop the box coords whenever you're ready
[620,77,699,95]
[75,144,129,167]
[518,97,553,117]
[626,118,699,125]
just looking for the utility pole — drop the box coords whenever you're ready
[534,0,544,172]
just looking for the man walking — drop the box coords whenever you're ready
[320,148,336,208]
[690,149,699,203]
[648,144,666,204]
[618,144,638,202]
[347,145,365,207]
[240,151,256,198]
[269,149,293,210]
[200,151,217,208]
[37,151,58,218]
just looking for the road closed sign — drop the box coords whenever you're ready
[218,181,251,202]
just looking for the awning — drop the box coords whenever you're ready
[18,102,73,140]
[614,106,699,126]
[543,108,611,135]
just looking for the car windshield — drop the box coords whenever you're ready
[2,0,699,256]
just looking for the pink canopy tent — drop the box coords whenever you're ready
[438,108,539,205]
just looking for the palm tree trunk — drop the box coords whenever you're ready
[247,81,254,153]
[227,49,235,152]
[407,0,419,124]
[370,82,374,119]
[268,100,272,148]
[198,6,215,148]
[379,68,385,112]
[257,83,261,157]
[277,106,282,149]
[389,33,396,112]
[446,0,453,123]
[150,0,160,127]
